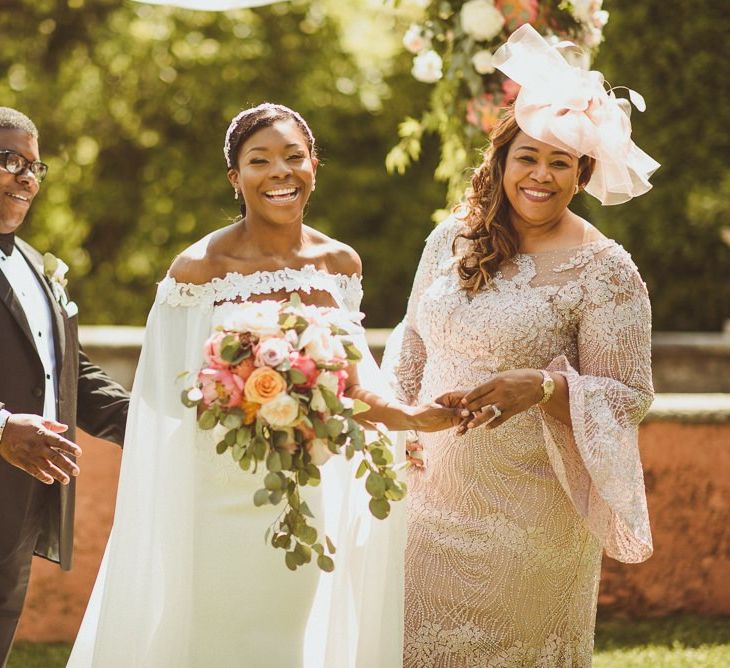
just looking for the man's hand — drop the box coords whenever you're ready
[0,414,81,484]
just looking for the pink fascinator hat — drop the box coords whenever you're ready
[493,24,660,205]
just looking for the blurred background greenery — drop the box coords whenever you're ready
[1,0,728,329]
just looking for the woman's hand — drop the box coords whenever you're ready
[436,370,544,434]
[404,403,461,432]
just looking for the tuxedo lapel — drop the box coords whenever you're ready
[15,240,66,372]
[0,263,38,353]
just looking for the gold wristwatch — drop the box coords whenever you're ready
[538,370,555,405]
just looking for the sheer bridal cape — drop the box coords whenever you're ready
[67,267,405,667]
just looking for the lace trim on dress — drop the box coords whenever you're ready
[156,264,364,311]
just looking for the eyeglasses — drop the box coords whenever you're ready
[0,150,48,183]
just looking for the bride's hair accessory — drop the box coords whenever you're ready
[223,102,316,170]
[493,24,660,205]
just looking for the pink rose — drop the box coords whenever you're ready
[198,367,244,408]
[289,352,319,388]
[336,369,348,397]
[255,337,291,368]
[203,332,228,369]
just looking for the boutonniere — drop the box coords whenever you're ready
[43,252,79,317]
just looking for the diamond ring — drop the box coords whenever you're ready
[481,404,501,419]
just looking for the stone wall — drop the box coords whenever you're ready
[14,329,730,642]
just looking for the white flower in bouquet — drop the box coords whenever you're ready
[403,24,430,54]
[472,49,496,74]
[255,337,290,367]
[570,0,604,25]
[259,393,300,428]
[316,370,340,396]
[224,301,281,338]
[584,25,603,48]
[298,325,346,362]
[593,9,609,27]
[460,0,505,42]
[412,50,443,84]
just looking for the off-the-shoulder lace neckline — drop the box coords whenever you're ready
[162,263,360,289]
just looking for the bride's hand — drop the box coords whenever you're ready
[405,403,460,432]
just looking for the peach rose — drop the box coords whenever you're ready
[244,367,287,404]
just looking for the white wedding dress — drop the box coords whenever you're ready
[67,266,405,668]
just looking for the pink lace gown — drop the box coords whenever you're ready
[393,216,654,667]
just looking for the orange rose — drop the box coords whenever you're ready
[244,367,286,404]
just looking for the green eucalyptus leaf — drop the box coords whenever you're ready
[351,399,370,415]
[197,410,217,430]
[285,551,298,571]
[369,497,391,520]
[326,417,343,439]
[325,535,337,555]
[253,489,270,507]
[267,450,283,473]
[365,473,387,499]
[222,409,244,429]
[355,460,369,479]
[301,525,318,545]
[264,472,283,491]
[289,368,308,385]
[317,555,335,572]
[279,450,293,470]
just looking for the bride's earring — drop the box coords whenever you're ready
[311,182,316,192]
[234,189,240,200]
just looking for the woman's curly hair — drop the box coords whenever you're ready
[456,105,595,293]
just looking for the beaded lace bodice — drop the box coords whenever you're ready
[394,215,654,667]
[156,264,363,312]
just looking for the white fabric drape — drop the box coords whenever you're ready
[68,269,405,667]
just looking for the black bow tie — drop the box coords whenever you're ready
[0,233,14,256]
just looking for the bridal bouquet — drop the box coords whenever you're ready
[181,295,406,572]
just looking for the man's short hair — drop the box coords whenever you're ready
[0,107,38,138]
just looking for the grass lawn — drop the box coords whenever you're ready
[7,615,730,667]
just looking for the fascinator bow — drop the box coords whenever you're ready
[493,24,660,205]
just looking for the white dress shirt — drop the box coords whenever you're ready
[0,247,58,420]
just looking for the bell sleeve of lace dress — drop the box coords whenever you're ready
[383,221,454,408]
[540,249,655,564]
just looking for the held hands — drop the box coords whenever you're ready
[0,414,81,485]
[435,369,544,435]
[404,402,462,432]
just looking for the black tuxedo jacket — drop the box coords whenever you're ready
[0,238,129,570]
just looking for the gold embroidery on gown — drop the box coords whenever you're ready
[393,216,653,667]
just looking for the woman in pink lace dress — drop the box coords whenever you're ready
[393,26,660,667]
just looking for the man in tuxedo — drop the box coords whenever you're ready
[0,107,129,666]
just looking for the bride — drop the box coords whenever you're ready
[67,103,455,667]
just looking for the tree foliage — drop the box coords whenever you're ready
[1,0,443,327]
[1,0,728,331]
[581,0,730,331]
